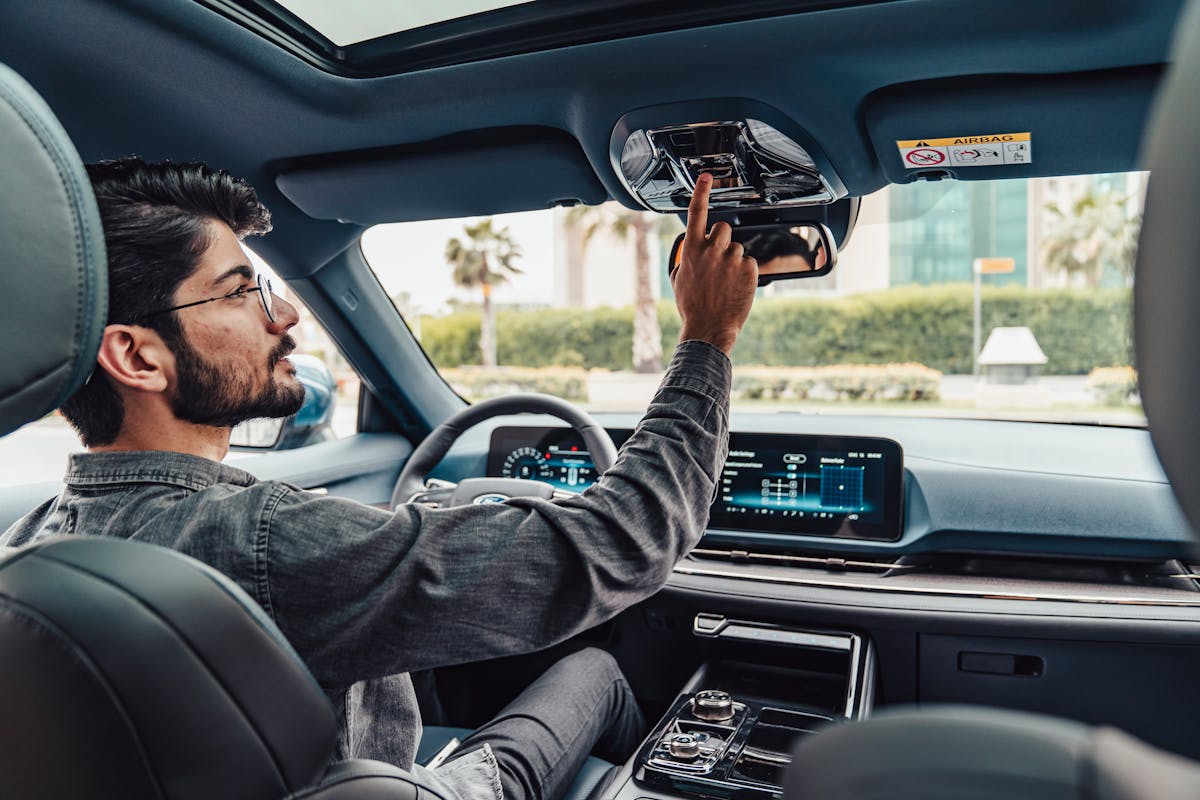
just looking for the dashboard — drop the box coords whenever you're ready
[454,412,1196,561]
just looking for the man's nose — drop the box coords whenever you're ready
[270,294,300,331]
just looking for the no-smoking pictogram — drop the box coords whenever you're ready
[905,148,945,166]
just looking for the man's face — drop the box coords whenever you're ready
[164,220,305,428]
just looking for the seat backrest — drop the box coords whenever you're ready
[0,536,338,799]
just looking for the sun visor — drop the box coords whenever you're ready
[865,67,1161,184]
[275,128,608,225]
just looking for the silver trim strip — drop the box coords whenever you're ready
[691,547,915,572]
[672,563,1200,607]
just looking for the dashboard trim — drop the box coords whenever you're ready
[672,562,1200,608]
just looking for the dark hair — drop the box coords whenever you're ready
[60,158,272,447]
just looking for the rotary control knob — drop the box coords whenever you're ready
[692,689,734,721]
[668,733,701,760]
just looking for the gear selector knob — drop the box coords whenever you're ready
[692,689,734,721]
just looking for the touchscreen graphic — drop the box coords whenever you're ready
[721,449,881,522]
[709,434,903,540]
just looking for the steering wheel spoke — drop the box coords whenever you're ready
[407,479,457,508]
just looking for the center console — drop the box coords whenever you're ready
[606,617,874,800]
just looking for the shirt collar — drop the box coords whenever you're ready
[64,450,258,492]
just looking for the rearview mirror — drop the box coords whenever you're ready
[669,222,837,287]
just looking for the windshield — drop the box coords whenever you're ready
[362,172,1144,425]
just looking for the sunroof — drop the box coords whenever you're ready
[204,0,877,78]
[273,0,536,46]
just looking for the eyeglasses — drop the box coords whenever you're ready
[141,273,276,323]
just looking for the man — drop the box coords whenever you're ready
[744,228,824,277]
[2,160,757,800]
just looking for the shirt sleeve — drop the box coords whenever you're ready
[264,340,731,688]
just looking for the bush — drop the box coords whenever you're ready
[441,366,588,401]
[732,364,941,402]
[735,285,1131,374]
[1087,366,1138,406]
[418,285,1131,375]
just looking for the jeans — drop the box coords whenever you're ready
[443,648,647,800]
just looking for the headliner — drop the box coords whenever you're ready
[0,0,1184,273]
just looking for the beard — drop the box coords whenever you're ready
[168,334,305,428]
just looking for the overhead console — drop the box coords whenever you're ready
[488,427,904,542]
[608,100,848,220]
[616,119,834,212]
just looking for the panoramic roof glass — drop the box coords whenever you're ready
[273,0,534,45]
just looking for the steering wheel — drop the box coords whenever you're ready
[390,393,620,509]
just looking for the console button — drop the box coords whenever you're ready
[692,690,735,722]
[668,733,702,760]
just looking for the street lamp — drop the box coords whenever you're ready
[973,257,1016,375]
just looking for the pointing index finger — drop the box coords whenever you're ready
[686,172,713,243]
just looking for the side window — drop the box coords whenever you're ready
[231,249,361,451]
[0,413,83,488]
[0,253,362,489]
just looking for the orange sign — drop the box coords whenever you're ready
[973,257,1015,274]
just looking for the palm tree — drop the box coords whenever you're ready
[567,203,665,373]
[445,219,523,368]
[1040,187,1142,288]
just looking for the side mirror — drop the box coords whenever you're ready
[229,354,339,450]
[669,222,837,287]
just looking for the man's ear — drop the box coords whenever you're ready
[95,324,174,393]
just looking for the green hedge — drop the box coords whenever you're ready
[418,284,1131,375]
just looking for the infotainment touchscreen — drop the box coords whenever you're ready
[488,427,903,541]
[708,433,904,541]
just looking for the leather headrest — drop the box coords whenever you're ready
[1134,0,1200,540]
[0,62,107,437]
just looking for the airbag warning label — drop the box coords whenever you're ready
[896,132,1032,169]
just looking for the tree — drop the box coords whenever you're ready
[390,290,423,340]
[567,203,665,373]
[1040,187,1142,288]
[445,219,523,368]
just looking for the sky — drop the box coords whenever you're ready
[360,210,559,315]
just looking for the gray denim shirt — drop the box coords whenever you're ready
[2,340,732,800]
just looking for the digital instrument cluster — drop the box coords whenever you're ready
[489,427,903,541]
[488,427,612,491]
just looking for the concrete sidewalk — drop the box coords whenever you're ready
[939,375,1095,405]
